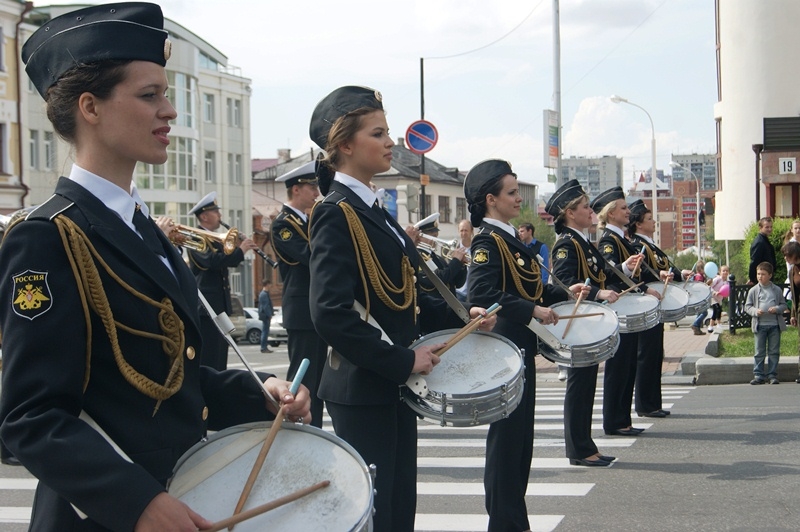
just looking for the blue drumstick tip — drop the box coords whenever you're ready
[289,358,310,395]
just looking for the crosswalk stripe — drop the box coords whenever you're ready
[0,479,37,490]
[417,482,593,496]
[414,513,563,531]
[0,507,31,523]
[417,438,635,448]
[419,457,615,469]
[417,422,653,431]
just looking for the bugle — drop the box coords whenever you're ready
[161,220,239,254]
[419,235,465,260]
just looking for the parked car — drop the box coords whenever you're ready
[228,296,247,342]
[243,306,288,347]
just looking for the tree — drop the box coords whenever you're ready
[512,204,555,249]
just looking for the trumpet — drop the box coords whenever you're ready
[221,221,279,268]
[419,235,468,261]
[164,221,240,254]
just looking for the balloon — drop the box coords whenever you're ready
[718,283,730,298]
[704,261,719,278]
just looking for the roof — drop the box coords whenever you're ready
[251,158,279,174]
[379,143,463,185]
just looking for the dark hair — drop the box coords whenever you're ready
[466,175,505,227]
[627,205,652,238]
[756,261,773,275]
[518,222,534,234]
[45,60,133,143]
[319,107,384,195]
[782,241,800,260]
[758,217,773,228]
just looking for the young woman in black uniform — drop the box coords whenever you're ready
[547,180,628,467]
[0,5,310,530]
[307,86,494,532]
[627,199,686,417]
[466,160,587,531]
[591,187,654,436]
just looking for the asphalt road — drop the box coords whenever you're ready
[1,343,799,531]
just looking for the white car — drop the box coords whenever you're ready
[243,307,288,347]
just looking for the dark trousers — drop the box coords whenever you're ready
[564,364,599,460]
[286,328,327,428]
[635,324,664,413]
[198,314,228,371]
[326,400,417,532]
[603,332,639,431]
[485,352,536,532]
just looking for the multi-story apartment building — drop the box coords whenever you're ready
[559,155,623,198]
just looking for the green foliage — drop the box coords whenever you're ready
[736,218,795,283]
[672,250,699,271]
[512,204,556,250]
[719,327,798,358]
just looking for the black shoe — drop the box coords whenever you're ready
[637,410,668,418]
[260,348,273,353]
[750,378,766,385]
[569,457,612,467]
[769,378,780,385]
[597,455,616,462]
[605,428,642,436]
[1,456,21,466]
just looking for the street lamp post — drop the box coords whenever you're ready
[610,95,659,246]
[670,162,701,258]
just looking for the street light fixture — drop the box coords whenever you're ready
[670,161,702,259]
[610,95,659,246]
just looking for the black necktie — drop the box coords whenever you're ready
[372,200,384,217]
[133,205,166,257]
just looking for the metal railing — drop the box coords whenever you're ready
[726,274,790,335]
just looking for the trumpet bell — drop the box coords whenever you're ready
[169,224,239,254]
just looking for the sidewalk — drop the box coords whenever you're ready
[535,316,710,382]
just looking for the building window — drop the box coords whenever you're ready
[227,153,243,184]
[0,28,5,72]
[135,136,197,192]
[43,132,55,171]
[203,94,215,123]
[423,195,432,218]
[438,196,451,223]
[227,98,241,127]
[456,198,466,222]
[204,151,216,183]
[168,71,195,128]
[29,130,39,170]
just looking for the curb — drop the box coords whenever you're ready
[694,357,799,385]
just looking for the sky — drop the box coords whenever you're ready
[41,0,718,195]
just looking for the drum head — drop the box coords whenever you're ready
[411,330,522,395]
[608,293,659,315]
[168,423,372,531]
[647,282,690,311]
[546,301,618,342]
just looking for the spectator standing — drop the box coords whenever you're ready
[749,217,776,285]
[258,280,275,353]
[745,262,787,384]
[518,222,549,284]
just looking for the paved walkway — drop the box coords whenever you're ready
[534,317,711,379]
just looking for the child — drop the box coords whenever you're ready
[744,262,787,384]
[708,265,730,332]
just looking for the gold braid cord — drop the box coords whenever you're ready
[644,242,670,270]
[608,234,632,262]
[338,202,416,321]
[490,233,543,301]
[570,239,606,288]
[53,216,185,403]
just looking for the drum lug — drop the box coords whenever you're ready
[500,383,508,418]
[439,394,448,427]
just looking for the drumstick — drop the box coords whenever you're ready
[631,246,646,279]
[661,278,670,298]
[562,279,590,340]
[682,261,698,288]
[618,282,645,296]
[434,303,501,357]
[555,312,604,319]
[205,480,330,532]
[230,359,309,529]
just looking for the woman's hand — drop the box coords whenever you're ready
[624,253,643,271]
[412,343,443,375]
[469,306,497,332]
[263,377,312,424]
[135,493,212,532]
[568,283,590,299]
[533,305,558,325]
[645,287,662,300]
[659,270,673,281]
[597,289,619,303]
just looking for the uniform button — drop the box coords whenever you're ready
[202,407,208,420]
[413,275,418,284]
[415,306,421,314]
[186,346,196,360]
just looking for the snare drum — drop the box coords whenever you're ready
[646,282,690,322]
[168,422,373,531]
[684,281,712,315]
[403,330,524,427]
[536,300,620,367]
[608,293,660,333]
